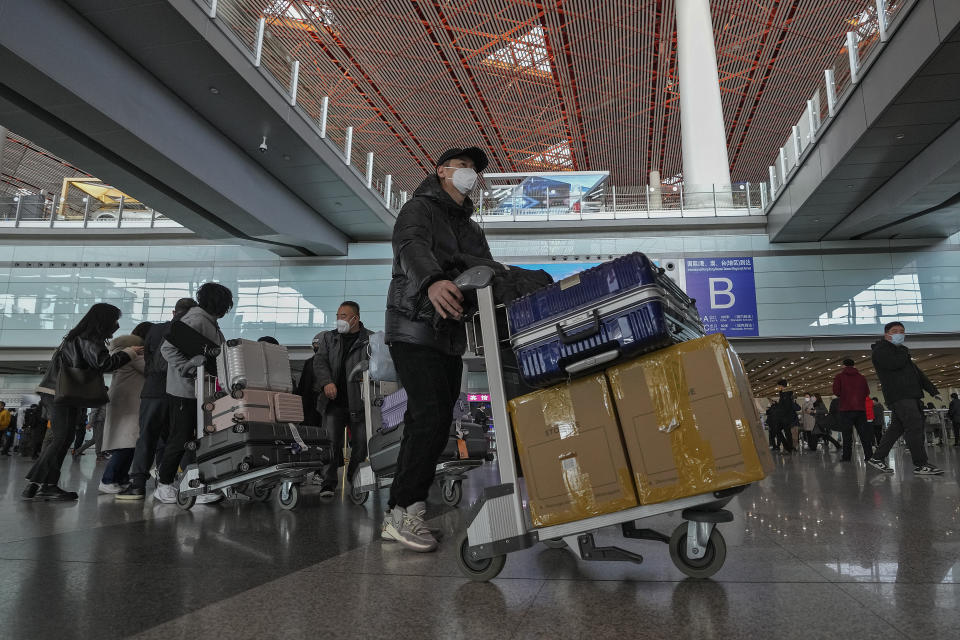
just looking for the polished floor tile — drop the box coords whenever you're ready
[1,442,958,639]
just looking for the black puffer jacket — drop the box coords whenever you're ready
[385,175,493,355]
[871,338,937,404]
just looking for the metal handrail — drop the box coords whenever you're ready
[765,0,917,205]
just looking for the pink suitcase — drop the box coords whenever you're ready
[207,390,304,432]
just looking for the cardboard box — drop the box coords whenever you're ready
[508,374,639,528]
[606,334,772,505]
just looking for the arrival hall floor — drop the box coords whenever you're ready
[0,444,958,640]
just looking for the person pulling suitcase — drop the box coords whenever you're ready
[312,301,372,497]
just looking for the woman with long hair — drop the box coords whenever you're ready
[23,304,144,502]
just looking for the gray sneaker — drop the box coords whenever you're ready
[382,502,438,552]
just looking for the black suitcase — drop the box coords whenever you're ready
[196,422,330,482]
[442,421,489,461]
[368,421,489,475]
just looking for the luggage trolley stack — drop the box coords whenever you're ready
[175,339,330,511]
[349,372,493,508]
[456,253,772,581]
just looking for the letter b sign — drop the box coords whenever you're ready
[709,277,735,309]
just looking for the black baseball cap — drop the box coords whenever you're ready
[436,147,489,173]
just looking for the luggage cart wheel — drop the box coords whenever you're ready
[278,483,299,510]
[176,490,196,511]
[668,522,727,579]
[541,538,567,549]
[441,480,462,507]
[349,483,370,505]
[455,531,506,582]
[252,484,272,502]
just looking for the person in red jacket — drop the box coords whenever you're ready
[832,358,874,462]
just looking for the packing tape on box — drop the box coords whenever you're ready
[607,334,771,505]
[510,374,639,528]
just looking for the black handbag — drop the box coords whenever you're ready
[54,346,109,408]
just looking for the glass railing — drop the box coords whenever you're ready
[0,196,183,230]
[767,0,917,200]
[476,183,768,221]
[203,0,397,212]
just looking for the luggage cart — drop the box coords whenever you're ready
[347,370,483,508]
[175,362,324,511]
[456,284,750,581]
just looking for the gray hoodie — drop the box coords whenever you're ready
[160,306,224,398]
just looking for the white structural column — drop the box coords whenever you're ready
[676,0,732,204]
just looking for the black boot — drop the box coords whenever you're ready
[34,485,79,501]
[21,483,40,501]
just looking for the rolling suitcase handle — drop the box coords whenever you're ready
[555,309,602,345]
[561,348,621,375]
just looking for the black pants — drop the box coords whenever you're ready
[26,405,80,486]
[811,431,841,450]
[771,421,794,452]
[875,399,927,466]
[320,405,366,489]
[29,423,46,458]
[952,420,960,444]
[1,427,15,454]
[388,342,462,509]
[129,396,171,489]
[837,411,873,461]
[157,396,197,486]
[873,422,884,446]
[73,424,86,451]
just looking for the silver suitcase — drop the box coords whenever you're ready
[216,338,293,393]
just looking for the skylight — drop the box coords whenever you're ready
[527,141,573,169]
[483,26,552,76]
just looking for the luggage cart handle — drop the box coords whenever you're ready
[555,309,602,345]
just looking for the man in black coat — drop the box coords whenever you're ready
[866,321,943,475]
[768,380,797,454]
[382,146,492,552]
[313,302,373,496]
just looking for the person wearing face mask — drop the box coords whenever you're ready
[866,321,944,475]
[383,146,493,552]
[296,333,324,429]
[312,301,373,497]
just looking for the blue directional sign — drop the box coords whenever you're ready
[685,257,759,337]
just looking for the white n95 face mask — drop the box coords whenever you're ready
[445,167,478,194]
[336,319,351,333]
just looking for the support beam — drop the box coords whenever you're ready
[676,0,731,197]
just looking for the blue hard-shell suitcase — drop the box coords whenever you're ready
[506,252,704,387]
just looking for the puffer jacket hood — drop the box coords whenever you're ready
[384,174,493,355]
[110,334,144,351]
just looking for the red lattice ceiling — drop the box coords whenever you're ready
[244,0,870,195]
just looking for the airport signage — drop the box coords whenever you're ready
[685,257,759,337]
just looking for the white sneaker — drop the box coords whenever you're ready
[153,483,178,504]
[195,491,223,504]
[98,482,123,494]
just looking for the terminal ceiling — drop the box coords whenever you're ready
[248,0,876,194]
